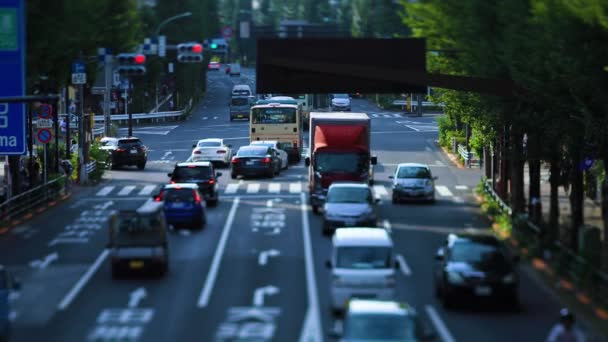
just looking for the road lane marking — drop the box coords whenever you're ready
[395,254,412,276]
[253,285,280,306]
[203,117,208,120]
[373,185,389,197]
[258,249,280,266]
[298,193,322,342]
[138,185,157,196]
[58,249,109,310]
[224,183,239,194]
[96,186,115,197]
[213,116,218,120]
[197,197,240,308]
[117,186,136,196]
[455,185,468,190]
[425,305,456,342]
[268,183,281,193]
[289,182,302,193]
[405,125,421,132]
[128,288,147,308]
[247,183,260,193]
[435,185,453,197]
[382,219,392,234]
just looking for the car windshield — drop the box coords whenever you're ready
[198,141,221,147]
[238,148,268,157]
[251,107,297,124]
[173,166,212,179]
[162,188,195,202]
[397,166,431,179]
[231,97,249,106]
[336,247,391,269]
[233,88,250,96]
[450,242,507,265]
[315,152,368,174]
[344,314,419,341]
[327,186,371,204]
[118,139,142,148]
[333,94,349,99]
[100,140,116,147]
[113,212,163,245]
[250,142,274,148]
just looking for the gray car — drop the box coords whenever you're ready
[390,163,437,204]
[322,182,380,235]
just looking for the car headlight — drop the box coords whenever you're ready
[502,273,517,284]
[425,179,433,188]
[446,272,465,285]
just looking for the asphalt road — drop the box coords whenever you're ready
[1,67,605,342]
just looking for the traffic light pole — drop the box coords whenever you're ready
[78,82,87,184]
[126,78,132,137]
[103,54,113,136]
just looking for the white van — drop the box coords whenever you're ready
[229,63,241,76]
[326,228,398,313]
[231,84,252,97]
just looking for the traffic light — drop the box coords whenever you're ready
[210,43,218,49]
[116,53,146,76]
[177,43,203,63]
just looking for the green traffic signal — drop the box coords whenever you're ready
[211,43,218,49]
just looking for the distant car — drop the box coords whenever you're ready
[155,183,206,230]
[231,84,252,97]
[108,200,169,277]
[434,232,520,309]
[191,138,233,166]
[331,94,351,111]
[322,182,379,235]
[390,163,436,204]
[231,146,281,179]
[332,299,435,341]
[0,265,20,342]
[249,140,288,170]
[100,136,148,170]
[208,61,221,71]
[229,63,241,76]
[167,161,222,206]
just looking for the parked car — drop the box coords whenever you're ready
[230,146,281,179]
[0,265,20,342]
[167,161,222,207]
[390,163,436,203]
[322,182,379,235]
[108,200,169,277]
[191,138,233,166]
[154,183,206,230]
[100,136,148,170]
[331,93,352,111]
[249,140,288,170]
[326,228,398,314]
[434,232,520,309]
[331,299,435,341]
[208,61,221,71]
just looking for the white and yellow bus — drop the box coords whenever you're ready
[250,103,303,163]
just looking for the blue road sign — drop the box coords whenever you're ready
[36,128,52,144]
[36,104,53,119]
[72,60,85,73]
[0,0,26,155]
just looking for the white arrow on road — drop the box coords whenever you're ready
[29,252,59,269]
[128,287,147,308]
[93,200,114,211]
[258,249,281,266]
[253,285,279,307]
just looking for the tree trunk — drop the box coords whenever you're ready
[602,157,608,271]
[498,125,509,200]
[568,146,584,252]
[528,132,542,224]
[8,156,21,197]
[547,155,561,246]
[484,146,492,179]
[510,130,526,216]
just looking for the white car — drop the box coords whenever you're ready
[249,140,288,170]
[191,138,233,166]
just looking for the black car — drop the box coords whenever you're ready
[100,137,148,170]
[167,161,222,206]
[230,146,281,179]
[434,233,520,309]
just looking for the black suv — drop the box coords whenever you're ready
[167,161,222,206]
[101,137,148,170]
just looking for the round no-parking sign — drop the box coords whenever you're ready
[37,128,52,144]
[37,103,53,119]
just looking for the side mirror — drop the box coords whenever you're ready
[435,247,445,261]
[192,144,197,148]
[227,144,233,148]
[325,260,332,269]
[305,157,310,167]
[371,156,378,165]
[167,173,173,178]
[389,175,394,179]
[216,172,223,177]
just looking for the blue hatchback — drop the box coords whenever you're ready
[155,183,206,230]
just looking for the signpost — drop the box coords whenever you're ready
[222,26,233,40]
[72,59,87,184]
[0,0,26,156]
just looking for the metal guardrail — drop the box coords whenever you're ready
[0,176,67,226]
[391,100,446,107]
[457,144,480,168]
[85,161,97,175]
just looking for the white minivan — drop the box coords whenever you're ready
[229,63,241,76]
[326,228,398,313]
[231,84,252,97]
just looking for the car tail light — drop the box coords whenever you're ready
[216,150,226,154]
[293,140,298,148]
[232,158,241,164]
[262,157,271,163]
[193,150,202,154]
[116,148,125,152]
[170,181,176,184]
[208,179,216,185]
[187,165,197,168]
[154,191,164,202]
[194,191,202,204]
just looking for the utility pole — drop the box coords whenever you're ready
[78,70,87,184]
[103,54,113,136]
[126,80,132,136]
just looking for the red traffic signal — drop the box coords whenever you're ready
[134,54,146,64]
[192,44,203,53]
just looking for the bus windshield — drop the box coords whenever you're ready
[252,107,297,124]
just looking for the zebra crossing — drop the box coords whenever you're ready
[93,182,470,198]
[370,113,404,118]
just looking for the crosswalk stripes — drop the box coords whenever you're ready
[268,183,281,193]
[247,183,260,193]
[138,185,157,196]
[373,185,389,197]
[454,185,468,190]
[289,182,302,193]
[435,185,453,197]
[96,186,115,196]
[225,183,239,194]
[370,113,403,118]
[117,185,136,196]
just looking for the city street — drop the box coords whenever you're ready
[1,68,602,341]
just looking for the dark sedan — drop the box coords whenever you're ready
[230,146,281,179]
[167,161,222,207]
[434,232,520,309]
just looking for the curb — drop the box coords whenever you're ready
[439,145,464,169]
[0,192,72,234]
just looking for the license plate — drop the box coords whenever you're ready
[130,149,137,154]
[246,161,254,165]
[130,260,144,269]
[170,202,185,208]
[474,286,492,296]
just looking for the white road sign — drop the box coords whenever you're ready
[72,73,86,85]
[158,35,166,57]
[36,118,53,128]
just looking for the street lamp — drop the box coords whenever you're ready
[155,12,193,37]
